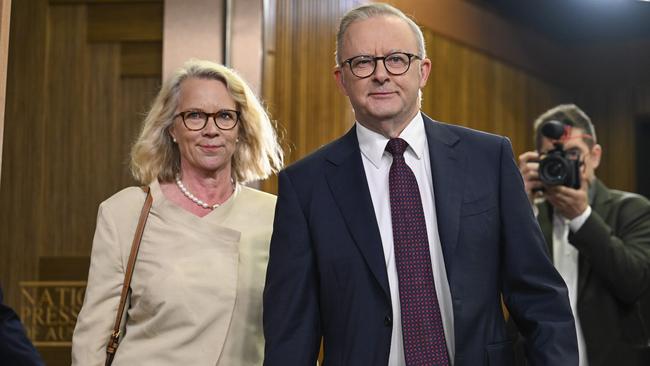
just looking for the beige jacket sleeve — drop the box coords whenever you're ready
[71,201,127,366]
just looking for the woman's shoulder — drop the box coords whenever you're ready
[239,185,276,200]
[238,185,277,210]
[100,186,149,212]
[233,186,277,232]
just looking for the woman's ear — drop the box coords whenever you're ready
[168,127,177,143]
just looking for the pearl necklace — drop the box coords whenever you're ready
[175,176,234,210]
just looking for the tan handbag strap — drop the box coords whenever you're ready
[105,186,153,366]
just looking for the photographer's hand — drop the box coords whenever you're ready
[518,151,543,205]
[545,171,590,220]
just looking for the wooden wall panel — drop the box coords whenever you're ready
[0,0,10,180]
[1,0,48,310]
[121,41,162,77]
[87,2,162,42]
[1,0,161,312]
[38,5,91,256]
[421,29,567,157]
[576,86,650,192]
[261,0,363,193]
[385,0,567,87]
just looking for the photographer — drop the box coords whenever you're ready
[518,104,650,365]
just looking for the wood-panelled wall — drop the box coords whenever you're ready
[391,0,649,192]
[262,0,648,194]
[421,29,567,157]
[260,0,567,193]
[0,0,161,309]
[261,0,365,193]
[577,87,650,192]
[0,0,10,179]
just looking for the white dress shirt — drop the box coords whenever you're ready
[552,206,592,366]
[356,113,455,366]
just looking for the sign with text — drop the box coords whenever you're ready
[20,281,86,346]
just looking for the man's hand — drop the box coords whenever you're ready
[544,170,590,220]
[518,151,543,205]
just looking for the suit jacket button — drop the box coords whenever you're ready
[384,314,392,327]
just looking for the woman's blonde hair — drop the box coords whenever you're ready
[130,59,283,184]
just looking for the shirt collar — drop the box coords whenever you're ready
[356,112,426,169]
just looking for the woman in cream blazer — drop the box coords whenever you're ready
[72,59,283,366]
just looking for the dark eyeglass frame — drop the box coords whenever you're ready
[342,52,422,79]
[174,109,241,131]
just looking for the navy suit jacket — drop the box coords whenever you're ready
[0,287,44,366]
[264,114,578,366]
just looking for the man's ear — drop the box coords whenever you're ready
[334,67,349,96]
[590,143,602,170]
[418,57,432,88]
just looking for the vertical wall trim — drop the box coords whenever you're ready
[230,0,263,95]
[223,0,232,67]
[230,0,263,189]
[162,0,224,82]
[0,0,11,183]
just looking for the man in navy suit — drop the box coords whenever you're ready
[263,3,578,365]
[0,286,44,366]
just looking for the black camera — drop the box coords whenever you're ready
[538,120,581,189]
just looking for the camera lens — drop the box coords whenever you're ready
[546,161,565,179]
[539,156,568,186]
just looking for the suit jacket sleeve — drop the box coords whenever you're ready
[71,202,126,366]
[0,289,44,366]
[497,138,579,365]
[569,194,650,304]
[263,170,321,366]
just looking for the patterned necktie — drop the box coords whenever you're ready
[386,138,449,366]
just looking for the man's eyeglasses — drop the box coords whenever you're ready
[342,52,422,79]
[174,110,240,131]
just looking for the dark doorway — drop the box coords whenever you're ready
[636,116,650,199]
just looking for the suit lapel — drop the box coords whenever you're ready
[325,126,391,300]
[423,114,462,271]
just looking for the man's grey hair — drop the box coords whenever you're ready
[335,3,426,66]
[533,104,597,150]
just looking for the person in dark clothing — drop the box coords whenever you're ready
[518,104,650,365]
[0,286,44,366]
